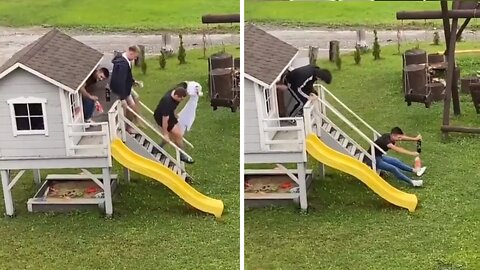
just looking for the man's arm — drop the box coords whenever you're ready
[79,86,98,101]
[399,134,422,141]
[388,143,419,157]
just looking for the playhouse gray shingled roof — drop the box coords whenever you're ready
[244,24,298,86]
[0,29,103,91]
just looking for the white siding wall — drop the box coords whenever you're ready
[244,79,262,153]
[0,69,66,158]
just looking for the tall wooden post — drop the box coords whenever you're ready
[442,18,459,137]
[441,1,452,55]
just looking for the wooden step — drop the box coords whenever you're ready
[349,145,357,156]
[334,130,342,141]
[342,138,349,148]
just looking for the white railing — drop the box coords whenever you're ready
[67,122,110,157]
[108,100,125,141]
[122,105,193,163]
[262,117,305,152]
[306,84,386,171]
[107,99,194,167]
[315,84,381,139]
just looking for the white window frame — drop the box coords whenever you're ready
[7,96,48,137]
[263,86,275,118]
[69,91,82,122]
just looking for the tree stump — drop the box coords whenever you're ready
[161,33,174,56]
[356,30,368,51]
[329,40,340,62]
[309,46,319,65]
[134,45,145,67]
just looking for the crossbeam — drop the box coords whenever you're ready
[397,9,480,20]
[201,14,240,24]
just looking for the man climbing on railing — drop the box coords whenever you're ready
[366,127,426,187]
[154,86,194,164]
[276,64,332,118]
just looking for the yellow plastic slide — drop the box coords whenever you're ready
[111,139,224,218]
[305,133,418,212]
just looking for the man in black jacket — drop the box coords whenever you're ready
[277,64,332,117]
[110,46,139,132]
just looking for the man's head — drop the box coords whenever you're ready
[390,127,404,142]
[125,46,139,61]
[172,87,188,102]
[95,68,110,81]
[314,66,332,84]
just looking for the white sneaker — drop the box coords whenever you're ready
[416,166,427,177]
[411,180,423,187]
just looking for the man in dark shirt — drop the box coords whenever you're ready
[366,127,426,187]
[277,64,332,117]
[154,86,193,163]
[80,67,109,122]
[110,46,139,133]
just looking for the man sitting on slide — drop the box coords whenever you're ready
[154,86,193,164]
[366,127,426,187]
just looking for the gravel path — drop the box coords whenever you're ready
[1,26,478,65]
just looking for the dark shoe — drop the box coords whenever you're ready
[180,154,194,164]
[185,176,193,184]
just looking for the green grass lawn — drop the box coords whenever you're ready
[246,0,480,29]
[0,0,239,32]
[245,42,480,269]
[0,46,240,269]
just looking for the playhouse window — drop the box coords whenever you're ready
[69,92,81,121]
[7,97,48,136]
[264,87,274,116]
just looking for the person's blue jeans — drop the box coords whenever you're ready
[375,155,414,184]
[82,97,95,120]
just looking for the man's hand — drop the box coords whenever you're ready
[163,134,170,144]
[90,95,99,101]
[415,134,422,141]
[308,93,318,101]
[413,151,420,157]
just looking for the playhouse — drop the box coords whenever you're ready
[0,29,224,218]
[243,24,418,212]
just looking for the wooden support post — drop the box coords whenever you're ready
[441,1,452,55]
[202,32,207,59]
[452,65,461,115]
[297,162,308,210]
[33,169,41,185]
[442,18,459,136]
[329,40,340,63]
[102,167,113,217]
[123,167,131,183]
[1,170,14,216]
[456,18,471,41]
[309,46,319,65]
